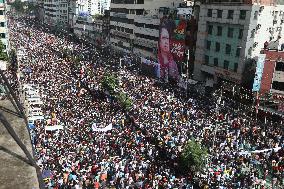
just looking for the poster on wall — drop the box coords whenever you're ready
[158,18,186,82]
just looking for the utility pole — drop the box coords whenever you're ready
[186,49,189,98]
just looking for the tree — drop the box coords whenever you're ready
[10,0,25,15]
[101,73,118,94]
[181,139,208,173]
[241,58,256,89]
[8,49,17,68]
[0,40,8,61]
[26,2,37,14]
[116,92,133,110]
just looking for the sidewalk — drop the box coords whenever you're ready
[0,99,39,189]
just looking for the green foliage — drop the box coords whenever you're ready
[92,14,103,20]
[116,92,133,110]
[0,40,8,61]
[181,139,208,173]
[26,2,37,13]
[8,49,16,64]
[242,59,256,89]
[101,73,118,94]
[10,0,25,14]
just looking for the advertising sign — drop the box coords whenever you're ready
[158,18,186,81]
[252,54,266,92]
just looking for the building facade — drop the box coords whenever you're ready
[75,0,110,16]
[193,0,284,85]
[73,13,109,46]
[260,49,284,95]
[0,0,8,52]
[109,0,186,58]
[43,0,69,27]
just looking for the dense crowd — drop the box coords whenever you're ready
[7,16,284,189]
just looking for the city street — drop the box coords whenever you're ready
[4,15,284,189]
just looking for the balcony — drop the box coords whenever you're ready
[110,30,130,38]
[133,37,157,48]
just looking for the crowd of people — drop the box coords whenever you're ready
[7,15,284,189]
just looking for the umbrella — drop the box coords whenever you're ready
[28,123,35,130]
[42,170,52,179]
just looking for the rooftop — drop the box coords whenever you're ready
[0,99,39,189]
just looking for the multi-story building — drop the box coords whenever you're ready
[76,0,110,16]
[257,48,284,116]
[73,13,110,46]
[43,0,69,27]
[0,0,8,52]
[260,49,284,95]
[99,0,111,15]
[109,0,185,58]
[69,0,110,32]
[193,0,284,85]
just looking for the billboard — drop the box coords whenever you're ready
[252,54,266,92]
[158,18,186,81]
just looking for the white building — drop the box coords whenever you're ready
[68,0,110,31]
[76,0,110,16]
[0,0,8,52]
[193,0,284,85]
[109,0,184,58]
[43,0,69,27]
[73,16,101,38]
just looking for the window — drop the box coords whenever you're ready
[239,10,246,20]
[227,10,234,19]
[208,25,213,35]
[136,9,143,15]
[217,26,222,36]
[0,10,3,15]
[207,9,212,17]
[206,40,211,50]
[224,60,229,70]
[238,29,243,39]
[251,29,255,38]
[254,11,258,19]
[248,47,252,56]
[215,42,220,52]
[227,28,234,38]
[214,58,218,66]
[226,44,231,54]
[205,55,209,65]
[275,61,284,71]
[236,48,241,57]
[0,33,5,38]
[0,22,4,27]
[272,81,284,91]
[234,63,238,72]
[217,10,223,18]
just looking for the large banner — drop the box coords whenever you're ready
[252,54,266,92]
[158,18,187,82]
